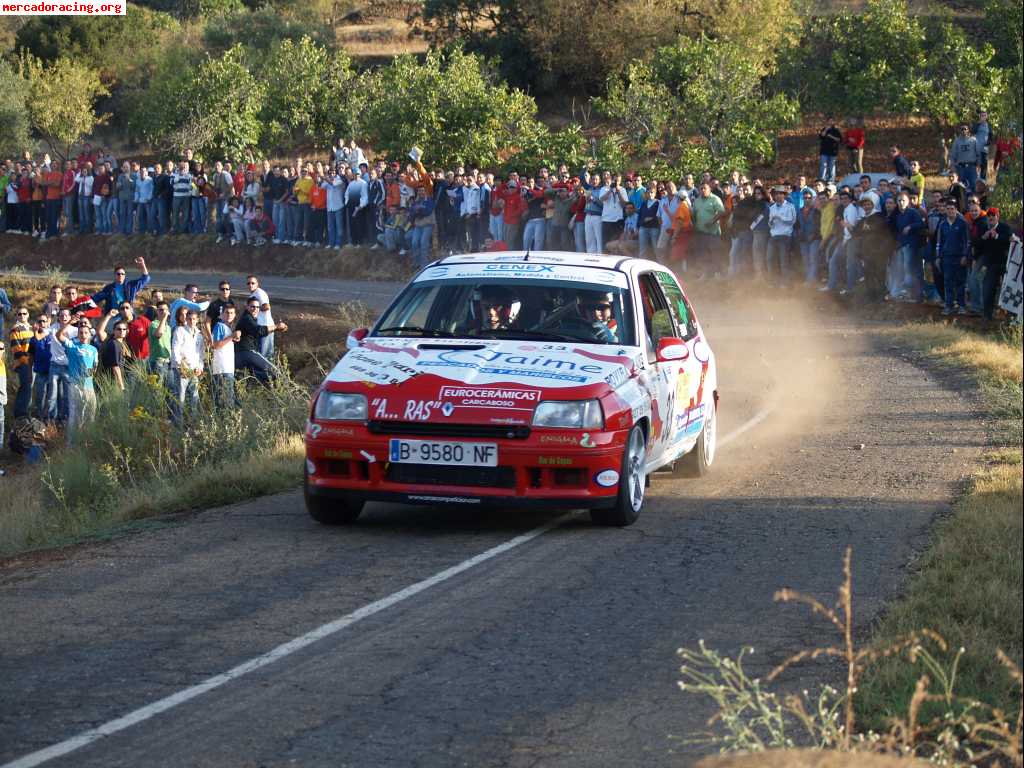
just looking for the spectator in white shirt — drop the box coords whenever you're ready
[246,275,275,358]
[766,187,797,282]
[170,307,205,421]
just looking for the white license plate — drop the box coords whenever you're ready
[388,439,498,467]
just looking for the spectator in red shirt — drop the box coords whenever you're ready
[843,118,865,174]
[994,134,1021,183]
[120,301,152,361]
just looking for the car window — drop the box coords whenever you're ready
[656,271,699,340]
[638,273,674,358]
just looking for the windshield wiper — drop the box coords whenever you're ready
[375,326,454,338]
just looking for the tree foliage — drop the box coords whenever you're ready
[128,44,264,159]
[259,37,359,152]
[358,47,543,168]
[14,4,179,81]
[597,35,799,174]
[792,0,1006,128]
[0,59,32,157]
[19,55,109,160]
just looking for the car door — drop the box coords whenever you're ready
[635,271,683,466]
[655,270,712,458]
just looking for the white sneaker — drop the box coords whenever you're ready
[399,249,407,256]
[817,286,831,292]
[333,245,341,251]
[370,244,380,250]
[216,235,223,243]
[272,238,280,244]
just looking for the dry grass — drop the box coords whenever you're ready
[884,323,1023,386]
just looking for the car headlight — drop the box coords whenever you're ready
[532,400,603,429]
[314,392,368,421]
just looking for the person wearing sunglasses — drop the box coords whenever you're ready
[90,256,150,318]
[97,310,132,392]
[8,306,33,418]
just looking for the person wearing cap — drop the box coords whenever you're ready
[973,207,1013,320]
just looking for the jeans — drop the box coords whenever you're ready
[574,221,586,252]
[259,329,275,359]
[383,227,405,252]
[966,259,984,312]
[172,196,190,233]
[236,349,274,386]
[410,224,433,266]
[286,205,300,242]
[66,384,96,446]
[828,239,860,291]
[799,240,820,283]
[172,369,199,423]
[100,198,115,233]
[899,244,923,300]
[489,214,503,242]
[503,223,521,251]
[940,257,966,309]
[45,199,61,237]
[327,209,343,247]
[299,204,312,242]
[14,364,32,418]
[638,227,659,260]
[751,231,768,274]
[135,201,154,234]
[31,370,50,420]
[149,357,171,389]
[523,218,546,251]
[729,232,753,276]
[190,197,208,234]
[78,196,93,233]
[63,194,76,232]
[979,150,988,181]
[48,363,70,422]
[956,163,977,194]
[818,154,837,182]
[766,234,791,280]
[118,199,134,234]
[584,215,602,254]
[154,198,168,234]
[212,373,237,409]
[273,202,287,241]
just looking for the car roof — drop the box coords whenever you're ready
[835,172,897,189]
[434,250,665,276]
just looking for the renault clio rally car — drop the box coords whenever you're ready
[305,251,718,527]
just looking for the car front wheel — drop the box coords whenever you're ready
[305,473,364,525]
[591,424,646,527]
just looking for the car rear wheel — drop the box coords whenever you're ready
[677,401,716,478]
[305,474,364,525]
[590,424,646,527]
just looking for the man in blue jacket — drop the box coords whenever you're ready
[894,192,925,300]
[935,200,970,315]
[91,257,150,337]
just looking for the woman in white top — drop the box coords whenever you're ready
[170,307,205,419]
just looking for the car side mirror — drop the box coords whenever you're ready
[346,327,369,350]
[655,337,688,362]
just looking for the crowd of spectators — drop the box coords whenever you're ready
[2,113,1021,449]
[1,259,288,450]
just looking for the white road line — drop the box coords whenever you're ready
[2,405,774,768]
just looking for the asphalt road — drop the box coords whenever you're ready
[0,286,987,768]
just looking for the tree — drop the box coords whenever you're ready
[19,55,108,160]
[127,44,263,158]
[359,47,543,168]
[596,35,798,173]
[258,37,360,153]
[0,59,32,157]
[911,21,1005,129]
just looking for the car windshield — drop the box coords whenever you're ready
[375,277,636,346]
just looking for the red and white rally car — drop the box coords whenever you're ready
[305,251,717,526]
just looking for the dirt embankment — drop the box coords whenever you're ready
[0,233,413,282]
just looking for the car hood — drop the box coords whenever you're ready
[323,337,642,425]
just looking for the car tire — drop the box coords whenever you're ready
[305,475,364,525]
[590,424,646,527]
[677,401,716,478]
